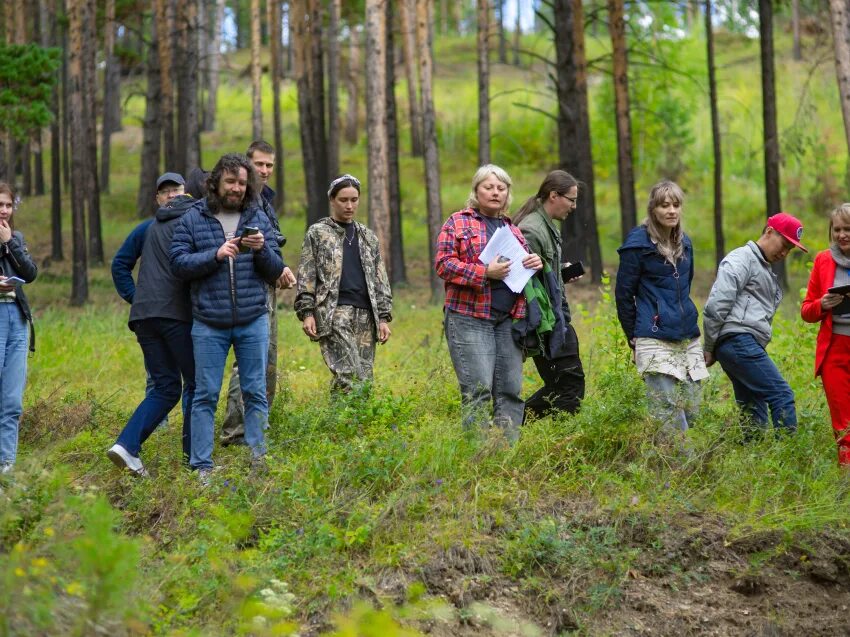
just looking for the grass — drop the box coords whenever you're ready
[2,19,850,636]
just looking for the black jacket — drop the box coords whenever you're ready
[0,231,38,352]
[128,195,195,328]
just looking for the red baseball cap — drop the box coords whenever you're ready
[767,212,808,252]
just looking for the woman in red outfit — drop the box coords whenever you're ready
[801,203,850,466]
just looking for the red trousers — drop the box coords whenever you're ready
[820,334,850,465]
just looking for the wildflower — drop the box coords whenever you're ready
[66,582,84,596]
[14,567,25,577]
[44,527,55,538]
[435,479,443,487]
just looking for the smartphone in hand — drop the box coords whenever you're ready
[239,226,259,253]
[0,276,25,285]
[561,261,585,282]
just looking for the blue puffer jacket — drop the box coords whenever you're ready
[615,225,700,343]
[169,198,284,328]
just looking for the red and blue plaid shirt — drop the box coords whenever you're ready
[435,208,529,319]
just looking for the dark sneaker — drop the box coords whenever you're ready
[107,444,147,477]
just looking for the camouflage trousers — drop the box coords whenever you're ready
[221,286,278,444]
[319,305,376,394]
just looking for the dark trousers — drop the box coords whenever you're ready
[116,318,195,461]
[524,352,585,422]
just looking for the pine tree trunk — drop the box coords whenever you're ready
[792,0,802,61]
[830,0,850,165]
[496,0,507,64]
[759,0,786,288]
[386,0,405,284]
[34,0,46,195]
[21,143,31,196]
[100,0,117,192]
[416,0,443,301]
[61,22,70,189]
[176,0,200,174]
[512,0,521,66]
[67,0,88,305]
[607,0,637,241]
[49,0,63,260]
[250,0,262,139]
[399,0,423,156]
[327,0,341,179]
[345,32,360,145]
[203,0,225,132]
[477,0,490,166]
[137,22,162,218]
[269,0,285,212]
[155,0,176,168]
[706,0,725,267]
[82,0,103,265]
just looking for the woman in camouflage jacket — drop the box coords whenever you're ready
[295,175,393,393]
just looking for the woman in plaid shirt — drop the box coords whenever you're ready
[435,165,542,442]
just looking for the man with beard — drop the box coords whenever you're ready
[221,140,295,446]
[170,154,284,484]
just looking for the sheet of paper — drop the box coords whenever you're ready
[478,225,536,293]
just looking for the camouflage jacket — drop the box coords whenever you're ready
[294,217,393,339]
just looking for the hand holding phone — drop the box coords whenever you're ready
[239,226,260,253]
[561,261,585,283]
[0,276,25,285]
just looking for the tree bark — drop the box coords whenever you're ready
[345,30,360,145]
[496,0,507,64]
[176,0,200,174]
[137,21,162,218]
[512,0,521,66]
[416,0,443,301]
[48,0,62,260]
[292,0,329,226]
[155,0,176,168]
[706,0,724,267]
[477,0,490,166]
[792,0,802,61]
[61,22,70,189]
[365,0,392,281]
[67,0,88,305]
[269,0,285,212]
[607,0,637,241]
[830,0,850,166]
[203,0,225,132]
[386,0,405,284]
[759,0,786,287]
[327,0,341,179]
[100,0,118,192]
[399,0,423,156]
[82,0,103,265]
[554,0,602,282]
[250,0,262,139]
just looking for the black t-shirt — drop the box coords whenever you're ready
[336,221,371,310]
[480,213,518,314]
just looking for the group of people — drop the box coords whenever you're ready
[437,164,850,467]
[0,158,848,479]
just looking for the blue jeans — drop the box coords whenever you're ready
[190,314,268,469]
[715,333,797,433]
[0,303,28,465]
[644,372,701,433]
[444,310,524,440]
[116,318,194,460]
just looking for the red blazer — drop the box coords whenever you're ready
[801,250,838,376]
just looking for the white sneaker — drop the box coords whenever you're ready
[107,444,147,476]
[197,467,213,487]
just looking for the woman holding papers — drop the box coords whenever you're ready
[435,164,542,442]
[801,203,850,466]
[0,183,37,476]
[614,180,706,441]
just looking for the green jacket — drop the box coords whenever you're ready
[294,217,393,340]
[517,204,571,322]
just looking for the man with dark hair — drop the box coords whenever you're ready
[221,141,295,446]
[170,154,285,483]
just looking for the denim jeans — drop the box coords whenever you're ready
[0,303,28,465]
[117,318,194,460]
[715,332,797,432]
[444,309,524,440]
[190,314,269,469]
[643,372,701,433]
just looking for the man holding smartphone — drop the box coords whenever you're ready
[170,154,285,484]
[220,141,296,447]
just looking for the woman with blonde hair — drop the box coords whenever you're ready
[435,164,542,441]
[615,180,706,437]
[801,203,850,466]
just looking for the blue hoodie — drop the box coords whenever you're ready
[615,225,700,343]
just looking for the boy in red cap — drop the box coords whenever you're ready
[703,213,807,435]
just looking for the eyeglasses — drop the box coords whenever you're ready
[560,194,578,204]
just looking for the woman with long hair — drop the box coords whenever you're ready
[0,183,37,474]
[515,170,585,420]
[801,203,850,466]
[435,164,542,441]
[615,181,706,438]
[295,174,393,393]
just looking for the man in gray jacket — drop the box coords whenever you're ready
[703,213,807,434]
